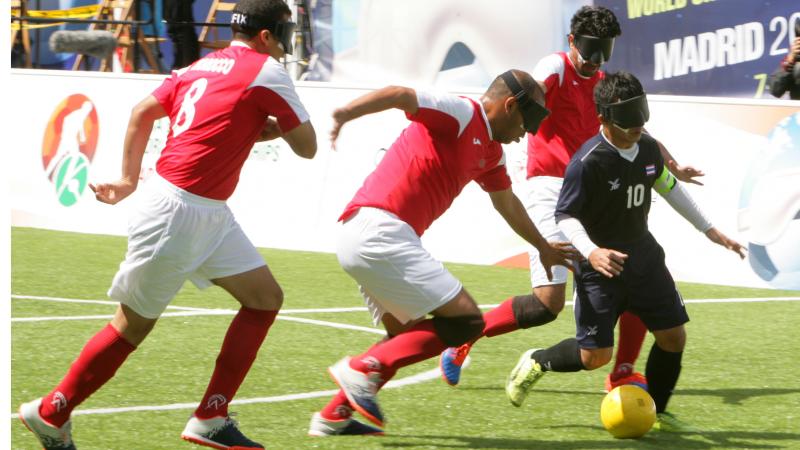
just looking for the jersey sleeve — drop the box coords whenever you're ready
[555,158,589,222]
[250,58,310,133]
[151,70,181,113]
[475,152,512,192]
[532,53,564,94]
[407,90,474,138]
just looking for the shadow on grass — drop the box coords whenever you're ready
[382,428,800,449]
[460,386,800,406]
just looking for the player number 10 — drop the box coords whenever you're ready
[626,184,645,208]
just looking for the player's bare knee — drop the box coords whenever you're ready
[240,283,283,310]
[432,315,485,347]
[653,326,686,353]
[580,348,612,370]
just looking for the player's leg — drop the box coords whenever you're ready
[326,208,482,427]
[20,180,194,449]
[312,313,403,436]
[440,177,568,385]
[647,325,695,432]
[506,266,619,406]
[332,288,483,427]
[629,239,693,431]
[19,304,149,449]
[606,311,648,391]
[182,221,277,449]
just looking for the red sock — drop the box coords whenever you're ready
[195,307,277,419]
[614,311,648,375]
[40,324,136,427]
[482,297,518,337]
[321,338,397,421]
[349,319,446,377]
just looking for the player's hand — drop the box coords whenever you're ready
[89,178,137,205]
[550,241,582,262]
[330,107,352,150]
[257,117,282,142]
[538,244,571,281]
[704,227,747,259]
[588,248,628,278]
[667,159,705,186]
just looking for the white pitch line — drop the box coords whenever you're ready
[8,362,463,419]
[11,295,370,314]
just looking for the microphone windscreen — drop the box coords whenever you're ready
[50,30,117,60]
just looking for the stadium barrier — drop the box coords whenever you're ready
[9,69,799,289]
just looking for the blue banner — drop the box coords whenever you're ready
[594,0,800,98]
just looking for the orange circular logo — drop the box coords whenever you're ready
[40,94,99,206]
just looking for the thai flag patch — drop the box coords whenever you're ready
[645,164,656,176]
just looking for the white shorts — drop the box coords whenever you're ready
[524,176,570,287]
[108,175,266,319]
[336,207,463,325]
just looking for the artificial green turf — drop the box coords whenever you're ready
[10,227,800,449]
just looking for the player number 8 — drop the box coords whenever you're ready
[172,78,208,138]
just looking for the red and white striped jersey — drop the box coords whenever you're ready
[526,51,604,179]
[340,90,511,236]
[152,41,309,200]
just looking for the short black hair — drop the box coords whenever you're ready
[570,6,621,38]
[486,69,544,106]
[594,71,644,106]
[231,0,291,39]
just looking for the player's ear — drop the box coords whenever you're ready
[258,29,272,47]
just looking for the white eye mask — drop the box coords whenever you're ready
[738,167,800,245]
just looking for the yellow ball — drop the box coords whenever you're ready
[600,385,656,438]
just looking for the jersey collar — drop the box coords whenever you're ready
[230,40,252,49]
[601,128,639,162]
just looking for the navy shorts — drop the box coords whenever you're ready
[573,233,689,349]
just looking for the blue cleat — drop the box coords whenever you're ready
[328,357,385,427]
[181,414,263,449]
[308,412,385,436]
[439,344,471,386]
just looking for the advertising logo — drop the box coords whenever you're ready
[738,112,800,289]
[41,94,99,207]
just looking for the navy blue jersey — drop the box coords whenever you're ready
[555,132,664,246]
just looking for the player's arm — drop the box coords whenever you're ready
[555,159,627,278]
[90,95,166,205]
[488,188,577,281]
[653,167,746,258]
[330,86,418,147]
[653,137,705,185]
[282,121,317,159]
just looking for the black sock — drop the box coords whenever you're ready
[645,343,683,413]
[531,338,585,372]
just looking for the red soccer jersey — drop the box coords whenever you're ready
[340,91,512,236]
[526,52,604,179]
[152,41,309,200]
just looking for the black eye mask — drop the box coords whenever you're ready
[499,70,550,134]
[597,94,650,129]
[574,34,615,65]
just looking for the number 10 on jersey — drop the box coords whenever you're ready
[626,184,645,208]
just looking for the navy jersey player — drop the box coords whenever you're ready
[505,71,745,432]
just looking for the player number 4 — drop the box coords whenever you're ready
[172,78,208,137]
[626,184,645,208]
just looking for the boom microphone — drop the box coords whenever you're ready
[49,30,117,60]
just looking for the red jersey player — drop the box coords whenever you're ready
[306,70,576,436]
[440,6,705,391]
[18,1,315,449]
